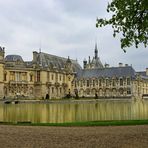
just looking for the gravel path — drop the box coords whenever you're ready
[0,125,148,148]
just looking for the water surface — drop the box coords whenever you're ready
[0,100,148,123]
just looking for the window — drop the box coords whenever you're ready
[112,79,115,86]
[77,81,79,87]
[127,78,130,85]
[99,79,102,86]
[87,80,89,87]
[80,80,83,87]
[96,79,98,85]
[83,80,85,86]
[120,78,123,86]
[60,88,62,94]
[75,81,77,87]
[47,72,50,81]
[22,73,27,81]
[127,88,131,94]
[4,72,7,81]
[37,71,40,82]
[10,72,15,81]
[52,74,54,80]
[93,80,95,87]
[106,79,109,86]
[52,87,54,94]
[63,75,65,82]
[59,75,62,81]
[16,72,21,81]
[30,74,33,82]
[56,73,58,81]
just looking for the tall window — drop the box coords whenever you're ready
[87,80,89,87]
[96,79,98,85]
[30,74,33,82]
[106,79,109,86]
[112,79,115,86]
[80,80,83,87]
[83,80,85,86]
[4,72,7,81]
[56,73,58,82]
[10,72,15,81]
[93,80,95,87]
[52,87,54,94]
[16,72,21,81]
[75,81,77,87]
[120,78,123,86]
[127,78,130,85]
[37,71,40,82]
[52,74,54,80]
[99,79,102,86]
[59,75,62,81]
[60,88,62,94]
[47,72,50,81]
[63,75,65,82]
[77,81,79,87]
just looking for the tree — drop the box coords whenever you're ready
[96,0,148,51]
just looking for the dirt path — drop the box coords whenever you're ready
[0,125,148,148]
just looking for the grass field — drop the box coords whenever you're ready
[0,120,148,126]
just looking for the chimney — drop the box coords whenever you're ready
[125,64,128,67]
[33,51,38,62]
[119,63,123,67]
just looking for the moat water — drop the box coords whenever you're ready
[0,100,148,123]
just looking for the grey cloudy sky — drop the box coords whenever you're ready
[0,0,147,71]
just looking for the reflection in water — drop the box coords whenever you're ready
[0,100,148,123]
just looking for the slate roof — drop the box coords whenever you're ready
[35,52,82,72]
[136,71,146,77]
[76,66,136,79]
[5,55,24,62]
[137,71,148,79]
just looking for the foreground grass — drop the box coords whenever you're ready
[0,120,148,126]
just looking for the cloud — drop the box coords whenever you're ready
[0,0,147,71]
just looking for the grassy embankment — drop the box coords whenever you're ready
[0,120,148,126]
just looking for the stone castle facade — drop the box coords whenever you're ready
[0,45,148,99]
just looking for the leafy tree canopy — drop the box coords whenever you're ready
[96,0,148,51]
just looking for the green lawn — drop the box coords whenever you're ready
[0,120,148,126]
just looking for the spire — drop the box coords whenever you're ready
[39,47,42,53]
[89,56,91,64]
[95,42,98,59]
[95,42,97,51]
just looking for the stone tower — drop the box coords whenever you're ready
[0,46,5,99]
